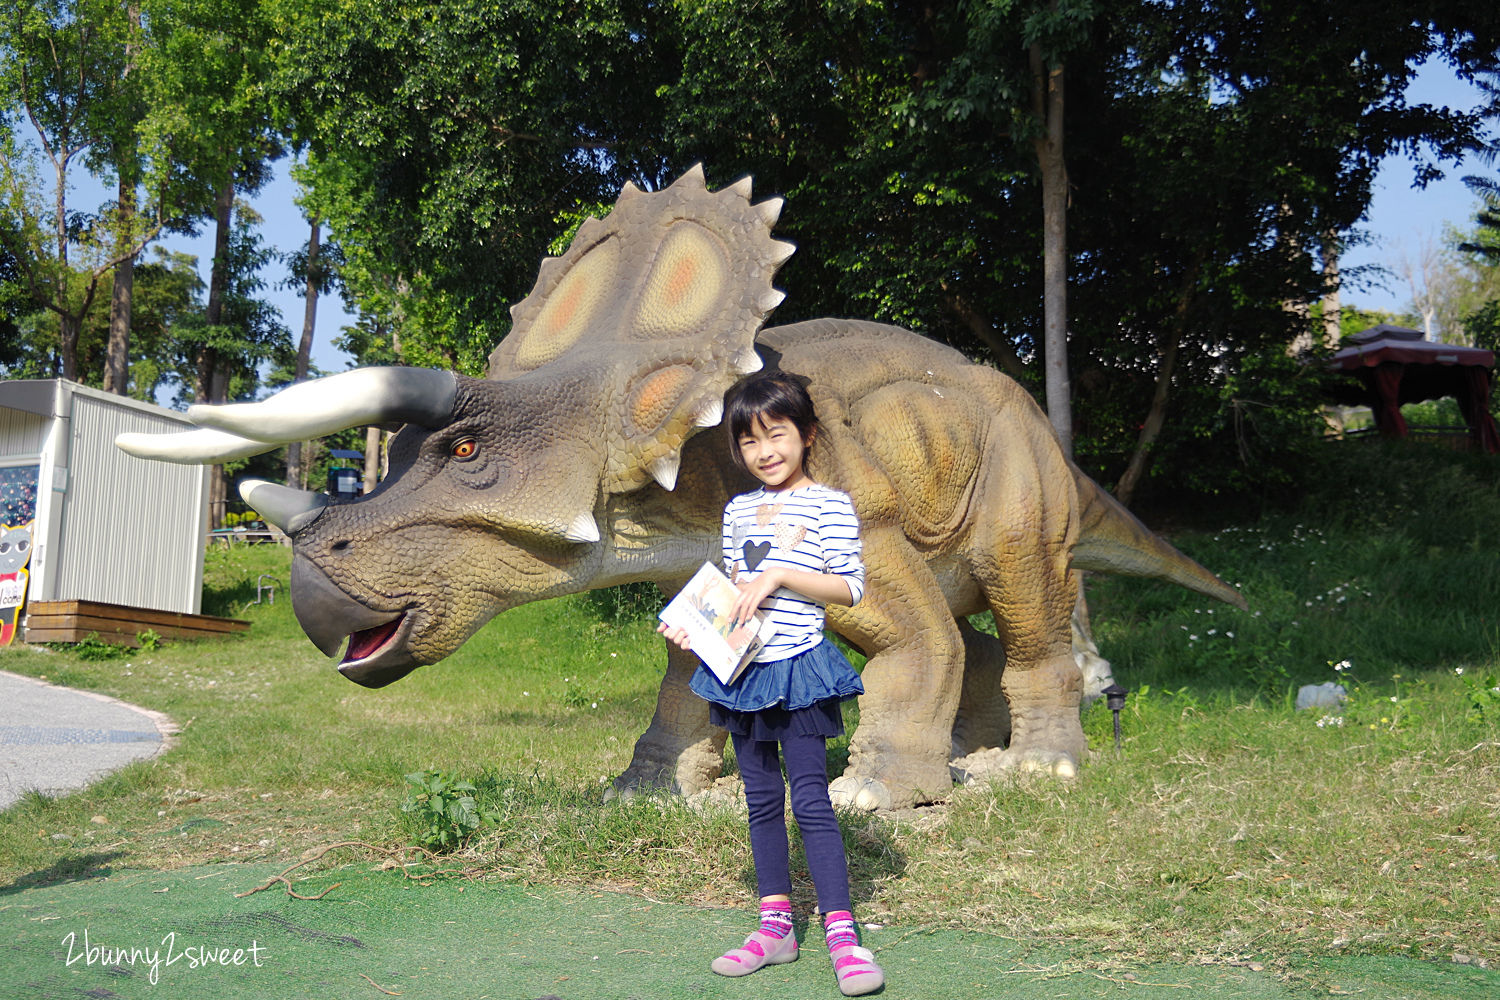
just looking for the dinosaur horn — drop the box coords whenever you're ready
[186,367,457,443]
[239,479,331,535]
[115,427,283,464]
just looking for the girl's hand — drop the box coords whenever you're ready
[730,568,785,627]
[656,621,693,651]
[730,568,856,626]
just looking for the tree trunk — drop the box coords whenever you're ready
[364,426,382,495]
[200,180,235,530]
[103,177,136,395]
[204,181,234,331]
[1321,233,1341,350]
[103,4,141,396]
[194,182,235,404]
[942,287,1028,381]
[1113,338,1179,507]
[286,217,321,486]
[1032,40,1072,455]
[59,312,82,382]
[1114,262,1201,506]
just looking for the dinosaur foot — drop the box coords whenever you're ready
[607,739,724,803]
[949,745,1080,783]
[828,776,894,812]
[683,776,748,815]
[832,757,953,811]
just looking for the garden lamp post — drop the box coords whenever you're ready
[1102,683,1129,751]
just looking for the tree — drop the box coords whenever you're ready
[101,1,143,395]
[1452,171,1500,352]
[266,0,1500,505]
[271,0,669,373]
[279,205,345,487]
[0,0,164,381]
[124,246,205,400]
[158,202,290,412]
[926,0,1100,451]
[1063,0,1500,503]
[136,0,284,403]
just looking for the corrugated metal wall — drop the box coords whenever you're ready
[54,393,208,614]
[0,406,49,457]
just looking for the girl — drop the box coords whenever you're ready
[658,372,885,997]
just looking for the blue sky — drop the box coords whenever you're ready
[1338,62,1492,318]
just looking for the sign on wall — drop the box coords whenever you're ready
[0,520,32,646]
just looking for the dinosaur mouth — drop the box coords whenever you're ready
[337,613,419,687]
[344,614,405,663]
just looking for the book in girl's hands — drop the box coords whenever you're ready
[658,562,775,686]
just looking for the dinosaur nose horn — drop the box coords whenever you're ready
[240,480,330,536]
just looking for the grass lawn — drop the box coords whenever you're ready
[0,441,1496,973]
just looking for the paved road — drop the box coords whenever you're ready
[0,669,175,810]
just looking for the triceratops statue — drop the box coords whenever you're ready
[119,166,1243,810]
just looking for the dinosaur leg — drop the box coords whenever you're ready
[610,639,727,800]
[1072,578,1118,707]
[957,443,1088,782]
[829,526,963,810]
[950,619,1011,759]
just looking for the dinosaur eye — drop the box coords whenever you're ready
[451,437,478,461]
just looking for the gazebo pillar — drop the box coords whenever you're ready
[1362,362,1409,439]
[1455,366,1500,454]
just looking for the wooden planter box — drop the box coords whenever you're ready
[23,599,250,647]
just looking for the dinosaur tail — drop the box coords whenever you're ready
[1070,473,1248,610]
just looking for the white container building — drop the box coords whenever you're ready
[0,379,209,615]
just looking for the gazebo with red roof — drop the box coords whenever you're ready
[1329,323,1500,454]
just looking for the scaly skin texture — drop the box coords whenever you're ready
[162,170,1244,810]
[286,318,1228,808]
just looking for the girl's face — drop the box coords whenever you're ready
[738,413,813,491]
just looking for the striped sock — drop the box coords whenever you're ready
[760,900,794,939]
[823,909,858,950]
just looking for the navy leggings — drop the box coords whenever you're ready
[732,730,852,912]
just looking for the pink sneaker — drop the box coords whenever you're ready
[829,942,884,996]
[710,928,799,977]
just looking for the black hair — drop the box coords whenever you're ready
[725,372,820,473]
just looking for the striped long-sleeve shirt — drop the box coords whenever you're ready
[722,483,865,663]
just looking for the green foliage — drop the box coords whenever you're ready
[0,0,145,378]
[1465,297,1500,355]
[1457,667,1500,724]
[5,506,1499,962]
[272,0,667,372]
[67,633,128,661]
[135,629,163,651]
[1090,441,1500,707]
[1077,346,1332,509]
[400,769,497,852]
[578,582,666,627]
[1399,396,1464,427]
